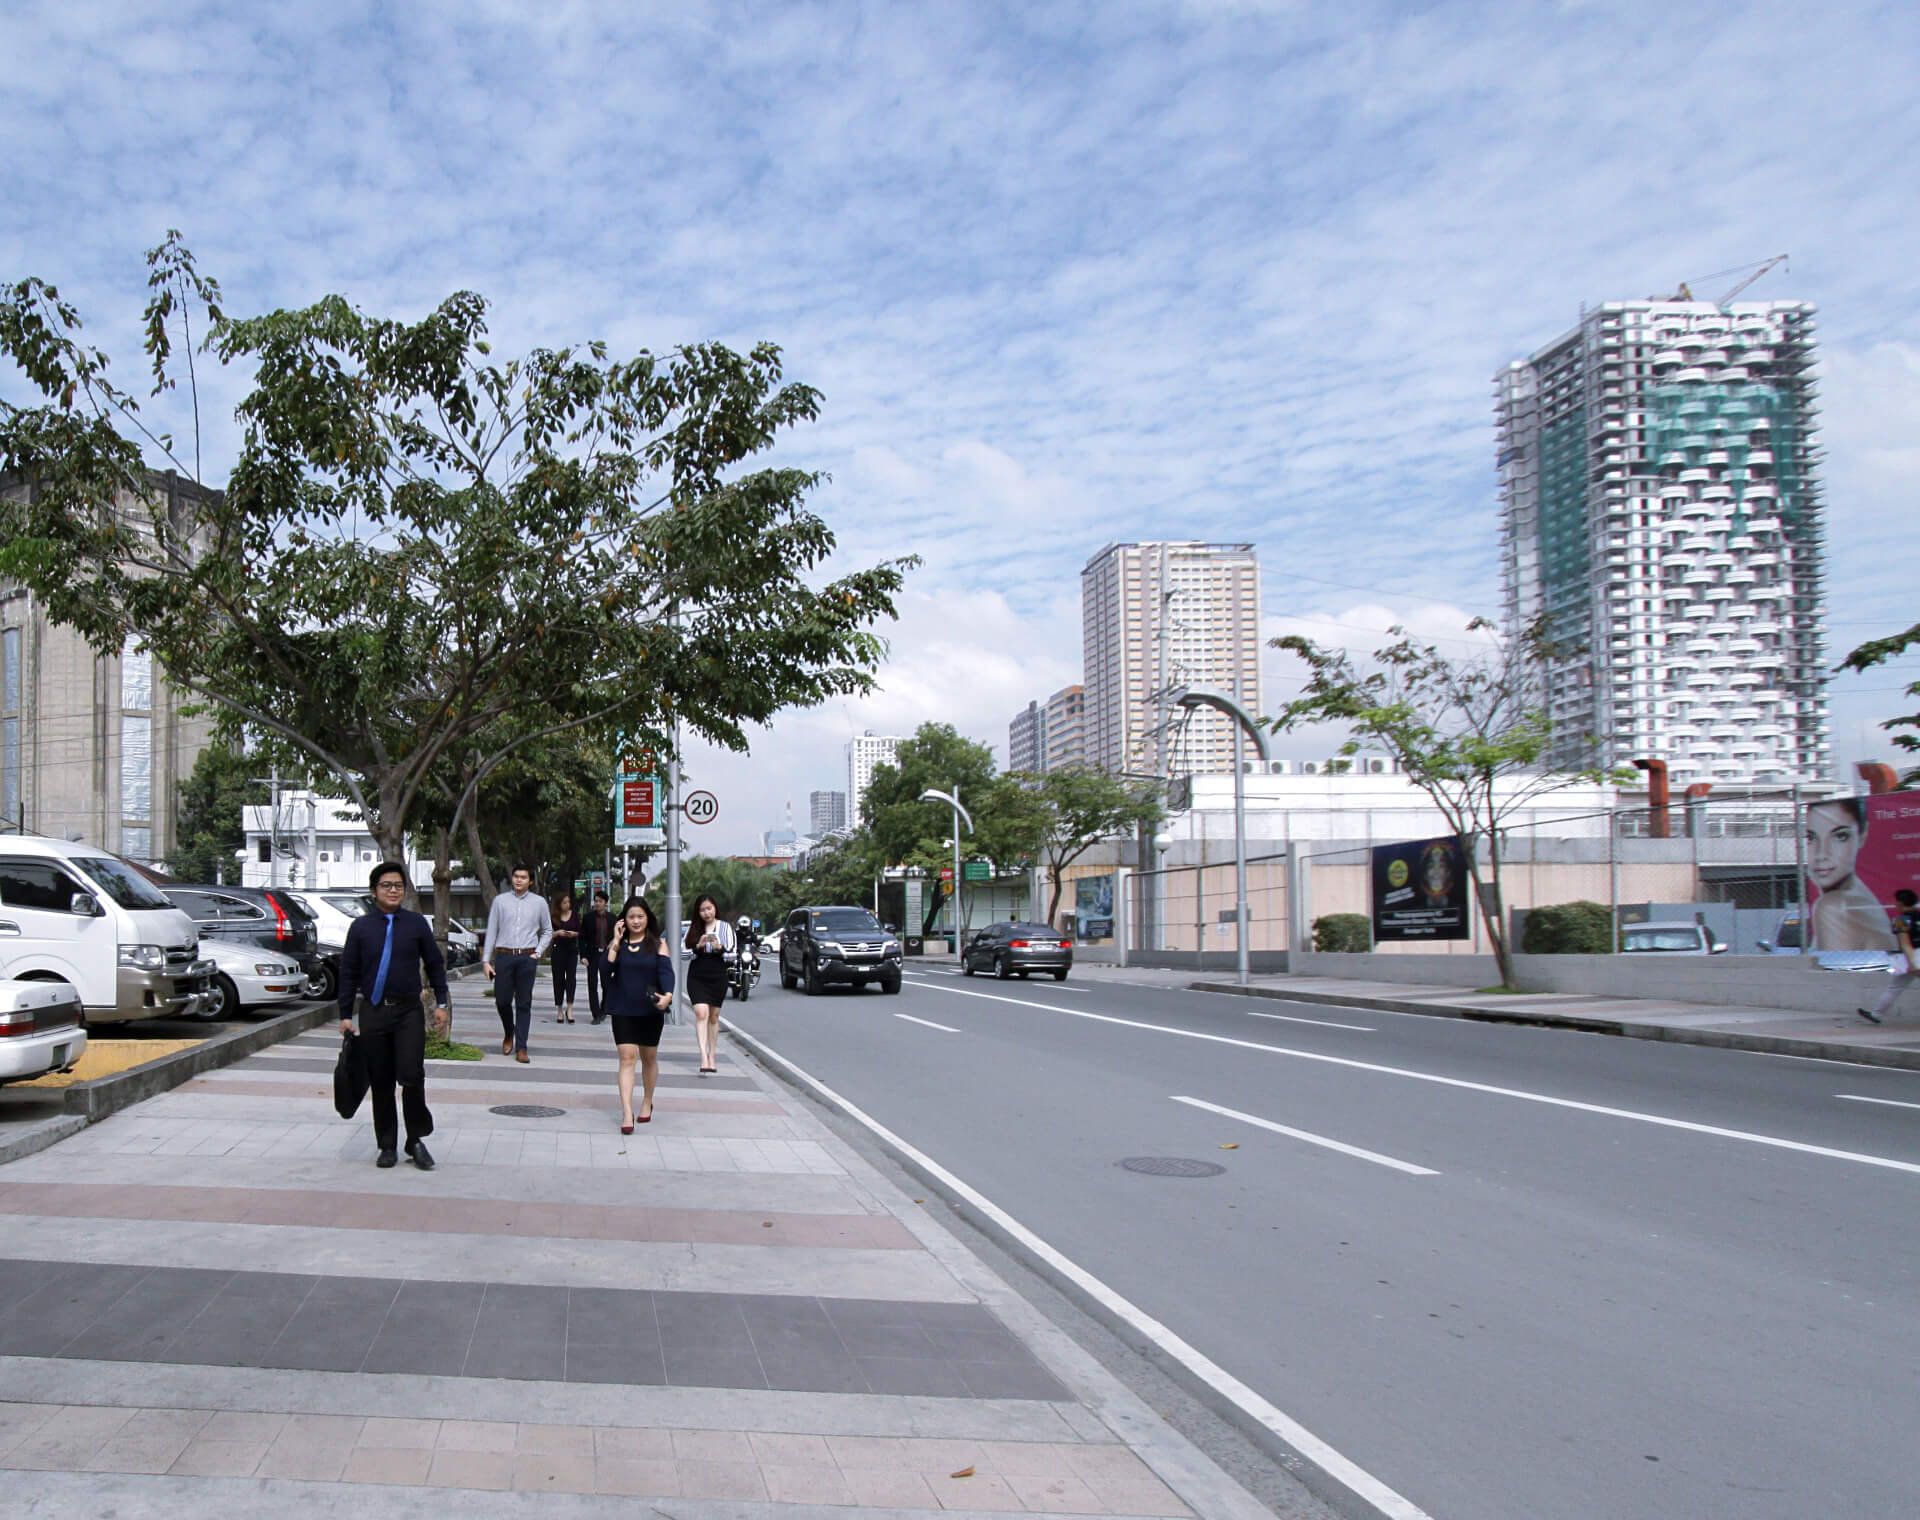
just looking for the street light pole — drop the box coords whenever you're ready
[918,787,975,955]
[1170,687,1269,986]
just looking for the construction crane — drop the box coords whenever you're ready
[1654,255,1790,309]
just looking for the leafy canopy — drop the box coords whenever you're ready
[1839,622,1920,785]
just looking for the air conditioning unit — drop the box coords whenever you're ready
[1302,762,1319,775]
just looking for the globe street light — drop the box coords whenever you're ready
[918,787,974,955]
[1169,686,1269,985]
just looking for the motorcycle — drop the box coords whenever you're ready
[728,935,761,1001]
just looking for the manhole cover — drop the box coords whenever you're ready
[1120,1156,1226,1178]
[489,1104,567,1118]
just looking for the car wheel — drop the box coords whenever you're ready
[207,974,237,1021]
[960,951,974,976]
[780,955,798,991]
[304,962,336,1001]
[804,957,824,996]
[995,954,1011,981]
[1053,969,1069,981]
[882,973,901,995]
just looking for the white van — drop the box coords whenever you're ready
[0,835,213,1024]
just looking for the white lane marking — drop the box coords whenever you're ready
[1838,1094,1920,1112]
[1246,1009,1375,1032]
[917,983,1920,1178]
[722,1021,1435,1520]
[1172,1096,1438,1176]
[895,1013,960,1033]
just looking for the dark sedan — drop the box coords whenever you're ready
[961,922,1073,981]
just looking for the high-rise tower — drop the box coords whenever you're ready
[1496,300,1828,785]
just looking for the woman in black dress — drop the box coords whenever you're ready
[684,894,734,1075]
[605,896,675,1132]
[550,892,581,1023]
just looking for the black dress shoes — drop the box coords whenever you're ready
[376,1147,398,1168]
[406,1139,436,1171]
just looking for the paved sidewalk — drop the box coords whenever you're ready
[0,983,1276,1518]
[1188,973,1920,1071]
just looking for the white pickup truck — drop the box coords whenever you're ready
[0,835,212,1024]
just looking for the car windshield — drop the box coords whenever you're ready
[73,856,174,911]
[324,895,369,918]
[811,909,882,933]
[1625,929,1703,952]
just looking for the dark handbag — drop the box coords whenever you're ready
[333,1030,370,1119]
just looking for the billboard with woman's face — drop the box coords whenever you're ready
[1805,795,1920,951]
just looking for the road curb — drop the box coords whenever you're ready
[0,1113,89,1168]
[1189,981,1920,1072]
[58,1003,340,1124]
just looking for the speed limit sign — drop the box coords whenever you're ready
[684,790,719,825]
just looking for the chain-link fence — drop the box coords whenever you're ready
[1123,853,1292,969]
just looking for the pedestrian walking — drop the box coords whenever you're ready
[550,891,581,1023]
[1859,888,1920,1024]
[606,896,675,1131]
[337,860,449,1170]
[684,893,734,1075]
[483,864,553,1063]
[581,888,615,1023]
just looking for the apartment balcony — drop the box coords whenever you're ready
[1745,553,1779,568]
[1747,516,1782,532]
[1702,587,1737,602]
[1683,569,1717,585]
[1675,368,1711,383]
[1687,675,1719,689]
[1727,640,1764,657]
[1682,603,1717,620]
[1679,468,1713,483]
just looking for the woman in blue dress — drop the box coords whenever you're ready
[605,896,675,1133]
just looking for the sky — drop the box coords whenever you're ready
[4,0,1917,854]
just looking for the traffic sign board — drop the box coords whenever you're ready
[622,779,656,828]
[684,790,719,826]
[939,866,954,880]
[962,861,991,882]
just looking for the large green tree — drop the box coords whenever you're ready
[1271,617,1626,989]
[0,236,909,877]
[1840,622,1920,785]
[1018,765,1162,925]
[169,740,259,883]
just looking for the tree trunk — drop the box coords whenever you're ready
[1471,831,1517,989]
[465,810,498,908]
[1046,864,1064,926]
[431,825,453,952]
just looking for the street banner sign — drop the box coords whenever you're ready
[962,860,991,882]
[612,768,664,848]
[1371,835,1471,941]
[622,779,656,828]
[684,790,719,826]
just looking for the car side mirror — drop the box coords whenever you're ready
[883,924,897,936]
[69,893,101,918]
[1709,940,1728,955]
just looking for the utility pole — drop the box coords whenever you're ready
[1172,687,1269,986]
[663,601,684,1007]
[919,786,974,954]
[306,788,318,890]
[269,765,279,887]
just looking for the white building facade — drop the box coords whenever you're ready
[1496,300,1828,787]
[1081,542,1261,778]
[241,792,444,893]
[845,732,902,828]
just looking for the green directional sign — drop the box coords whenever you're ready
[962,860,992,882]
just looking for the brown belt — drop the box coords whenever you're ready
[495,946,537,956]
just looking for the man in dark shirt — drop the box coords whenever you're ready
[338,860,450,1169]
[580,888,615,1023]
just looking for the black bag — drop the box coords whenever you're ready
[333,1030,370,1119]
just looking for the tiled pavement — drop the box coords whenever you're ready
[0,984,1272,1517]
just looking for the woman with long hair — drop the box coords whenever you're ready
[549,891,582,1023]
[605,896,675,1132]
[683,893,734,1075]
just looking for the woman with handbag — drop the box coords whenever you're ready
[605,896,675,1133]
[684,894,734,1075]
[550,892,583,1022]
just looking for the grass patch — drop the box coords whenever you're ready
[425,1029,484,1061]
[1472,985,1534,995]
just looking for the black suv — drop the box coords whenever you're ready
[779,906,903,995]
[164,886,323,992]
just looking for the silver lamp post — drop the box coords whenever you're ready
[1170,687,1270,986]
[918,787,975,956]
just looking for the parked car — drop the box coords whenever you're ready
[961,921,1074,981]
[1620,921,1727,956]
[286,890,370,948]
[163,885,323,1000]
[0,836,211,1024]
[0,979,87,1085]
[778,906,903,995]
[196,936,308,1020]
[1755,913,1891,971]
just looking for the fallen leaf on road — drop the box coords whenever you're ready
[950,1466,975,1479]
[1219,1143,1239,1149]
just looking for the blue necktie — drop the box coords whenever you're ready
[370,915,395,1004]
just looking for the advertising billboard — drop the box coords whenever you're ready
[1076,873,1114,942]
[1371,835,1471,941]
[1805,794,1920,951]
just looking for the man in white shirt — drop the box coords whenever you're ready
[483,864,553,1062]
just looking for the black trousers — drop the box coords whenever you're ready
[494,953,535,1049]
[585,950,609,1018]
[359,996,432,1149]
[551,948,578,1007]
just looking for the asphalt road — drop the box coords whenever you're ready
[723,963,1920,1520]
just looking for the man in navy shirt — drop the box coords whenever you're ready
[338,860,451,1170]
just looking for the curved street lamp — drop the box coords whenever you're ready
[919,787,975,955]
[1170,686,1269,985]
